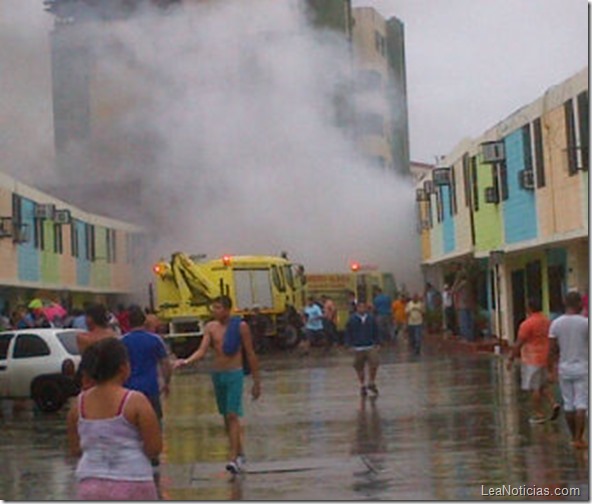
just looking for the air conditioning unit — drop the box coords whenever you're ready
[482,141,506,163]
[485,186,500,204]
[54,209,72,224]
[13,224,30,244]
[432,167,452,186]
[0,217,12,238]
[34,203,56,220]
[518,169,535,190]
[423,180,434,194]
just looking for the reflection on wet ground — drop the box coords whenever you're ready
[0,343,588,500]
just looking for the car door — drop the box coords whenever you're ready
[0,333,15,396]
[10,333,53,397]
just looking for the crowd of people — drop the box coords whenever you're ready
[507,291,588,449]
[46,283,588,499]
[0,301,139,336]
[67,297,259,500]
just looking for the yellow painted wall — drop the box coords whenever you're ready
[540,104,585,237]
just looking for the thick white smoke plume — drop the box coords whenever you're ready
[9,0,423,291]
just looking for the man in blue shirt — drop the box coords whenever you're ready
[122,306,172,421]
[372,288,393,344]
[346,301,381,397]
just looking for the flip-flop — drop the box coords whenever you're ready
[549,403,561,421]
[529,416,547,424]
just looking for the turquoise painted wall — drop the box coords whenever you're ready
[503,130,538,244]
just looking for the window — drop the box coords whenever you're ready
[283,265,295,290]
[85,223,95,261]
[450,166,458,215]
[56,331,80,355]
[356,112,384,137]
[71,220,79,258]
[533,118,546,188]
[12,194,22,227]
[54,224,63,254]
[435,188,444,223]
[522,124,533,172]
[564,99,578,175]
[470,156,479,211]
[577,91,589,172]
[106,229,117,263]
[0,333,14,359]
[271,266,285,292]
[498,161,509,201]
[374,31,386,57]
[13,334,50,359]
[34,214,45,251]
[462,153,472,208]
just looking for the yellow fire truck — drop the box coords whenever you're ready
[305,263,398,332]
[151,252,306,356]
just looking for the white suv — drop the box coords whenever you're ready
[0,329,82,412]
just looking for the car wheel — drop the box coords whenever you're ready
[279,325,300,349]
[32,379,66,413]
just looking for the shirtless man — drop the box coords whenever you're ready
[76,303,118,389]
[174,296,261,474]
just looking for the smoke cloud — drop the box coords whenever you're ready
[6,0,422,292]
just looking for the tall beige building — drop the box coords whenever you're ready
[351,7,410,175]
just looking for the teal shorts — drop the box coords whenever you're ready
[211,369,244,417]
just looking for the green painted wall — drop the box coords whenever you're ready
[474,155,504,252]
[91,227,110,289]
[41,221,60,284]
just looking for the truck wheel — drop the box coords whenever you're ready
[279,325,300,349]
[32,379,66,413]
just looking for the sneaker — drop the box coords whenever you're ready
[360,386,368,397]
[237,454,247,468]
[225,460,241,474]
[528,416,547,425]
[367,384,379,397]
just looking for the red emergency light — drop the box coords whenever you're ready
[222,255,232,266]
[350,262,360,272]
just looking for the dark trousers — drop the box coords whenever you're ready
[444,307,456,333]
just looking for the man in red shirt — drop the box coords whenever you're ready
[508,297,560,423]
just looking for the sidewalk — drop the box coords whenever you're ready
[425,330,510,356]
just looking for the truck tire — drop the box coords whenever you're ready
[32,378,66,413]
[278,325,300,349]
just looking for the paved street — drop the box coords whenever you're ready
[0,341,588,500]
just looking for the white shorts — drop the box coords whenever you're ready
[559,375,588,412]
[521,365,547,391]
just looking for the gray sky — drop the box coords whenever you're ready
[352,0,589,163]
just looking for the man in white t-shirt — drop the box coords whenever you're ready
[549,291,589,449]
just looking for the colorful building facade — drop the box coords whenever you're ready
[416,68,588,341]
[0,171,142,315]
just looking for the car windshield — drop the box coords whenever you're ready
[57,331,80,355]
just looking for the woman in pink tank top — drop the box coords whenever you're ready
[67,338,162,500]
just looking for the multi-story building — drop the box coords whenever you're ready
[351,7,410,175]
[0,171,142,315]
[416,68,588,341]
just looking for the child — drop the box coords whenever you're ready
[67,338,162,500]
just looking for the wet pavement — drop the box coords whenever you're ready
[0,340,588,500]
